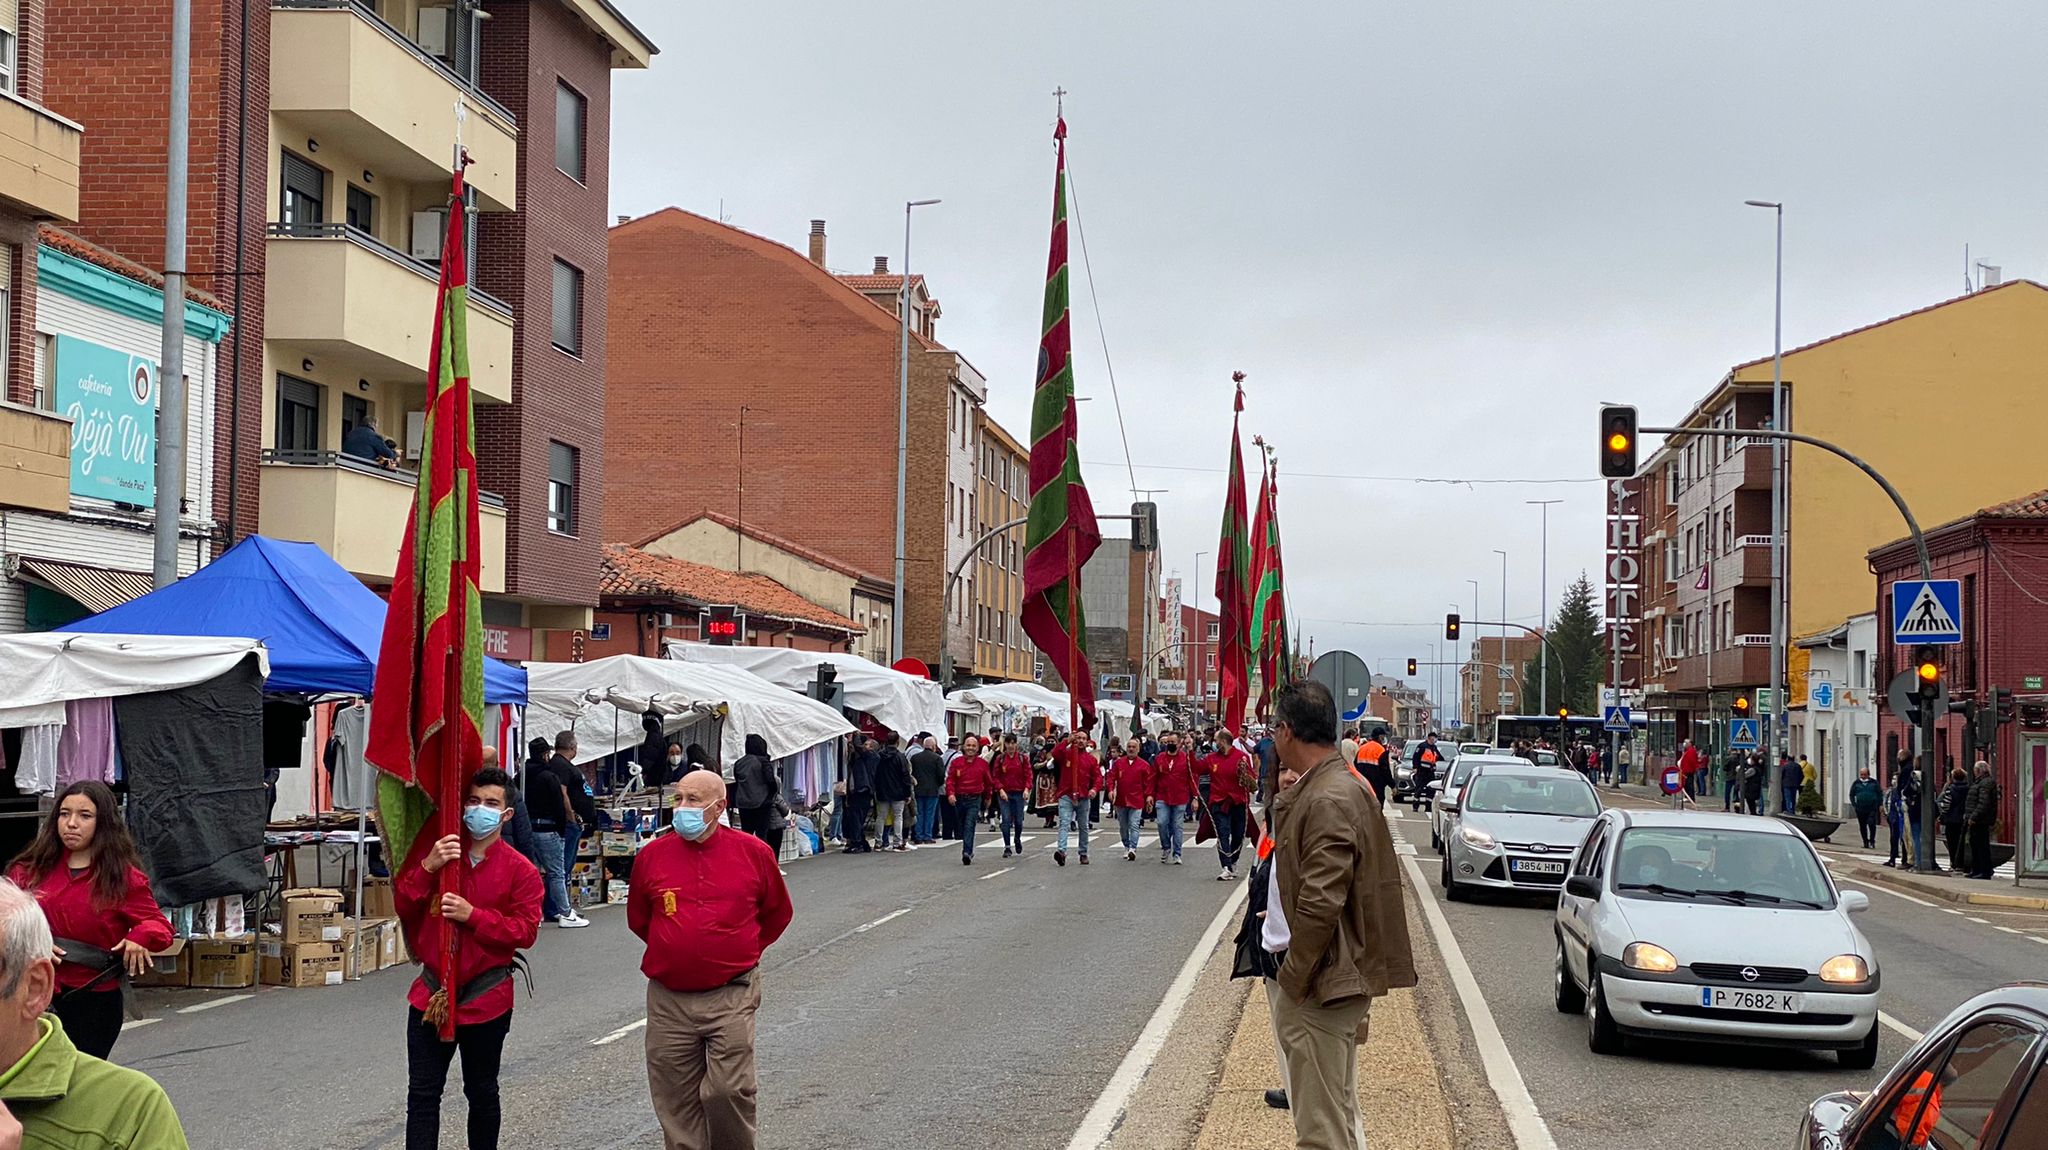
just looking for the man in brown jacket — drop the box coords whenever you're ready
[1267,679,1417,1150]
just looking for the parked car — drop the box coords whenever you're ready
[1440,762,1601,900]
[1799,983,2048,1148]
[1554,809,1880,1066]
[1429,753,1521,851]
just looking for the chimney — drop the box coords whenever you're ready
[616,214,629,226]
[807,219,826,266]
[873,256,890,274]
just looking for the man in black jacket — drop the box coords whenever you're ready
[842,737,878,853]
[910,735,946,844]
[1964,760,2001,879]
[873,734,915,852]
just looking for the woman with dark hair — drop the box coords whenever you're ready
[6,780,173,1060]
[731,734,782,850]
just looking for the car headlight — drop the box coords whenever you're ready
[1622,942,1678,973]
[1458,826,1496,849]
[1818,954,1869,984]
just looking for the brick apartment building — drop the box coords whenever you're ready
[969,410,1036,684]
[1461,633,1541,735]
[603,211,986,671]
[36,0,652,660]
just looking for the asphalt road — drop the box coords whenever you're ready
[120,824,1242,1149]
[1389,796,2048,1150]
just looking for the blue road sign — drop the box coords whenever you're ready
[1729,718,1761,750]
[1603,705,1632,732]
[1810,680,1836,711]
[1892,579,1963,645]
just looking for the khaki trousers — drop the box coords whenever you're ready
[1263,979,1293,1096]
[646,974,762,1150]
[1271,988,1370,1150]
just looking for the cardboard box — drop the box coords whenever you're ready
[278,888,344,943]
[378,919,407,970]
[133,939,190,988]
[259,940,344,987]
[600,832,637,857]
[198,895,247,939]
[340,918,398,979]
[188,936,256,989]
[358,877,396,920]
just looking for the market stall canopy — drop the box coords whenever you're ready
[0,634,271,728]
[1095,700,1171,740]
[525,654,853,765]
[947,681,1071,719]
[61,536,526,704]
[665,642,946,738]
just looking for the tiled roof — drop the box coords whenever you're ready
[38,226,230,313]
[836,273,926,293]
[1979,488,2048,519]
[628,511,889,586]
[600,544,861,634]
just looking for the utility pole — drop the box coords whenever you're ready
[1528,499,1562,714]
[1745,199,1786,756]
[1493,550,1509,710]
[152,0,193,587]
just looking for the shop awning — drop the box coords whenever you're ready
[9,556,154,614]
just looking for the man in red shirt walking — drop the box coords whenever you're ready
[630,769,793,1150]
[1152,732,1196,865]
[1105,740,1153,861]
[991,732,1033,859]
[944,734,997,865]
[1053,733,1098,866]
[396,766,544,1150]
[1208,732,1256,881]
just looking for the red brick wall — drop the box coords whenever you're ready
[475,0,608,609]
[42,0,268,542]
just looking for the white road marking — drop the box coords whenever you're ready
[1943,908,1966,915]
[855,908,912,933]
[1065,879,1249,1150]
[121,1017,160,1032]
[1834,877,1937,908]
[1880,1011,1923,1042]
[592,1018,647,1046]
[1995,926,2024,935]
[1399,848,1558,1150]
[978,867,1015,881]
[1967,917,1990,924]
[177,994,253,1014]
[2034,937,2048,945]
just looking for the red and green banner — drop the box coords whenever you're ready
[367,165,484,1039]
[1215,378,1253,734]
[1020,115,1101,730]
[1250,450,1292,717]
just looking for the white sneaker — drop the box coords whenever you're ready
[1125,849,1137,861]
[558,911,591,928]
[1218,868,1230,881]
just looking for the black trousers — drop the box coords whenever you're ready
[406,1005,511,1150]
[738,807,783,860]
[1970,822,1995,875]
[1945,824,1967,872]
[51,985,124,1061]
[842,792,872,850]
[1856,808,1880,847]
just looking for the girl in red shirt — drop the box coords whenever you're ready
[6,780,173,1061]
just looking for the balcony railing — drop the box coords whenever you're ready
[266,222,513,317]
[262,449,506,508]
[272,0,516,127]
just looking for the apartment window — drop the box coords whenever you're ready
[0,29,15,96]
[341,394,372,440]
[346,185,376,234]
[547,442,578,534]
[275,374,321,453]
[1206,621,1220,641]
[551,259,583,354]
[1852,649,1868,688]
[1722,515,1732,552]
[1206,653,1216,672]
[554,81,587,181]
[281,153,326,234]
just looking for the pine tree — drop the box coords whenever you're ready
[1520,573,1604,716]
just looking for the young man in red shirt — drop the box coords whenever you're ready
[991,732,1033,859]
[397,766,544,1150]
[1105,739,1153,861]
[944,734,997,865]
[630,769,793,1150]
[1053,733,1098,866]
[1151,732,1196,865]
[1208,732,1256,881]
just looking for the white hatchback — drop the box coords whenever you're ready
[1552,809,1881,1067]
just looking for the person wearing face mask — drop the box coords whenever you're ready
[1151,734,1196,865]
[395,766,543,1150]
[630,771,792,1150]
[945,735,997,865]
[1849,766,1883,849]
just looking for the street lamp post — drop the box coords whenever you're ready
[1528,500,1562,714]
[1745,199,1786,757]
[892,197,941,665]
[1465,579,1480,729]
[1492,549,1508,713]
[1194,550,1208,717]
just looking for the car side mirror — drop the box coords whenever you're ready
[1426,780,1444,792]
[1564,875,1601,900]
[1839,890,1870,915]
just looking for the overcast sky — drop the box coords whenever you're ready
[610,2,2048,716]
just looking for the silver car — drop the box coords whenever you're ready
[1429,752,1519,851]
[1554,809,1880,1066]
[1439,762,1601,898]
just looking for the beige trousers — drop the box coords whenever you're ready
[1271,987,1371,1150]
[1263,978,1293,1096]
[646,974,762,1150]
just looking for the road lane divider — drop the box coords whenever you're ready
[176,994,252,1014]
[592,1018,647,1046]
[1833,876,1937,908]
[1879,1011,1922,1042]
[1398,839,1559,1150]
[855,908,913,933]
[978,867,1014,881]
[121,1018,160,1032]
[1066,881,1249,1150]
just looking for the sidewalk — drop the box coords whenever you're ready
[1605,781,2048,911]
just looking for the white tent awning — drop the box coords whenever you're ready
[666,642,947,738]
[0,634,271,728]
[524,654,854,765]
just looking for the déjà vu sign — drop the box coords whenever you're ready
[54,335,158,503]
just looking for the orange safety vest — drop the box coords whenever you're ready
[1357,740,1387,766]
[1893,1072,1940,1147]
[1420,747,1439,765]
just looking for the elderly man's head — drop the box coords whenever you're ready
[0,881,55,1030]
[672,770,728,842]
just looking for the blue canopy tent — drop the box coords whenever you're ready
[64,535,527,703]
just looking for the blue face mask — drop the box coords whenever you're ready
[673,805,713,839]
[463,805,504,838]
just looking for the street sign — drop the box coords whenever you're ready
[1602,705,1631,732]
[1754,687,1776,715]
[1660,766,1683,795]
[1810,680,1836,711]
[1156,679,1187,697]
[2027,675,2045,692]
[1887,667,1947,723]
[1498,691,1515,707]
[1892,579,1964,644]
[1729,718,1760,750]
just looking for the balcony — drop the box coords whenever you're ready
[0,402,71,513]
[1710,538,1772,589]
[1664,644,1772,694]
[257,451,505,592]
[0,91,81,222]
[271,1,516,211]
[266,224,513,403]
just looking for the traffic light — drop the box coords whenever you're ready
[1130,501,1159,552]
[1599,405,1639,478]
[1558,707,1570,719]
[1406,658,1418,677]
[1914,647,1942,701]
[1732,695,1751,717]
[1445,613,1460,641]
[1994,686,2016,725]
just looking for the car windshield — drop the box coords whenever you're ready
[1532,750,1562,765]
[1460,773,1599,816]
[1612,828,1834,908]
[1448,758,1490,787]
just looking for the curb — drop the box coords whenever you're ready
[1834,860,2048,911]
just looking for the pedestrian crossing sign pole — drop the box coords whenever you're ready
[1891,579,1963,645]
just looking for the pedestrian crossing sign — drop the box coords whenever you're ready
[1729,718,1760,750]
[1602,706,1631,732]
[1891,579,1963,645]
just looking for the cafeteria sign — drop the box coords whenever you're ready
[54,335,157,503]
